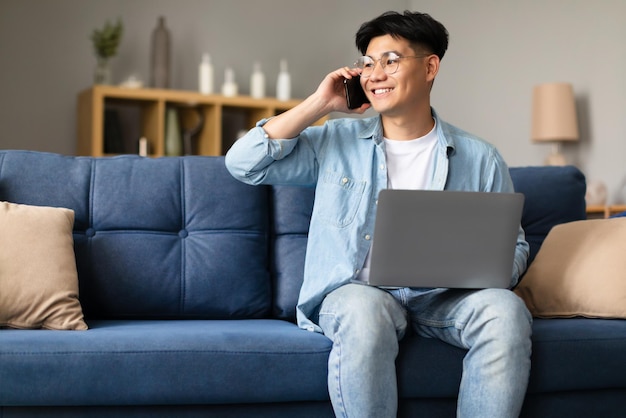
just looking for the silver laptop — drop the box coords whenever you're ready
[367,189,524,289]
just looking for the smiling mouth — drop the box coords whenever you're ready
[372,88,393,95]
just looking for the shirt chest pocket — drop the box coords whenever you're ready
[315,171,366,228]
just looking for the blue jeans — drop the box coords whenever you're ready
[317,283,532,418]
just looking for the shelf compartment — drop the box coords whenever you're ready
[77,86,325,158]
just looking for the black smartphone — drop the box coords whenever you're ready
[343,76,370,109]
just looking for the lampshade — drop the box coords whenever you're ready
[531,83,579,142]
[531,82,579,165]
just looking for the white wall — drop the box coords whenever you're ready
[1,0,625,201]
[412,0,626,203]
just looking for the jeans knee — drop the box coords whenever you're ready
[319,284,408,343]
[472,289,532,344]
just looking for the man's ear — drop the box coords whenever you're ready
[426,54,440,83]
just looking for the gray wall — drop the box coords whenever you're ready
[417,0,626,203]
[0,0,404,153]
[1,0,625,202]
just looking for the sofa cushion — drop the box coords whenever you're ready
[271,166,587,322]
[271,185,315,321]
[396,317,626,398]
[0,319,332,406]
[0,152,271,320]
[526,318,626,392]
[0,201,87,330]
[509,165,586,265]
[515,218,626,318]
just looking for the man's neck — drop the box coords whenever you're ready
[381,107,435,141]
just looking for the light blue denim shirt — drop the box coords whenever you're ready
[225,109,529,333]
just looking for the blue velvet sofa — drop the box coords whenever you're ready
[1,150,625,417]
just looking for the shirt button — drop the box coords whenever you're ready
[380,164,385,170]
[364,234,371,241]
[342,177,349,184]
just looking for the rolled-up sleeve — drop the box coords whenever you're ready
[490,152,530,287]
[225,118,320,187]
[225,119,300,185]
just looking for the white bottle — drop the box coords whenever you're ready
[221,67,238,97]
[250,61,265,99]
[199,53,214,95]
[276,59,291,101]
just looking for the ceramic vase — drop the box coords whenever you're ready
[150,16,170,88]
[165,107,182,156]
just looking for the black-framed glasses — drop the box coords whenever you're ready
[355,51,429,78]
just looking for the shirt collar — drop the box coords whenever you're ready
[431,108,456,157]
[358,108,456,156]
[357,116,381,142]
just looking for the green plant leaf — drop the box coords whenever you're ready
[91,18,123,60]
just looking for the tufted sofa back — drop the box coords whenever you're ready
[269,165,588,322]
[0,151,587,323]
[0,151,271,320]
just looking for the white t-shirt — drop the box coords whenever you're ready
[357,120,438,283]
[384,124,438,190]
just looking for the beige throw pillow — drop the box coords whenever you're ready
[0,201,87,330]
[515,218,626,318]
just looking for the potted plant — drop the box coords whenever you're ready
[91,18,123,84]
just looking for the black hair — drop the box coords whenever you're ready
[355,11,449,59]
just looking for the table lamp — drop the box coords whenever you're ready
[531,82,579,165]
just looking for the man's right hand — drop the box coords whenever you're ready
[262,67,371,140]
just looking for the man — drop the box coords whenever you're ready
[226,10,532,418]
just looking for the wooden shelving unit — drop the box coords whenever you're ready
[77,85,321,157]
[586,205,626,219]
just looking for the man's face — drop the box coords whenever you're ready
[361,35,436,117]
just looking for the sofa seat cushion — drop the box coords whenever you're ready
[397,335,465,398]
[2,320,625,408]
[395,317,626,398]
[526,318,626,393]
[0,319,331,406]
